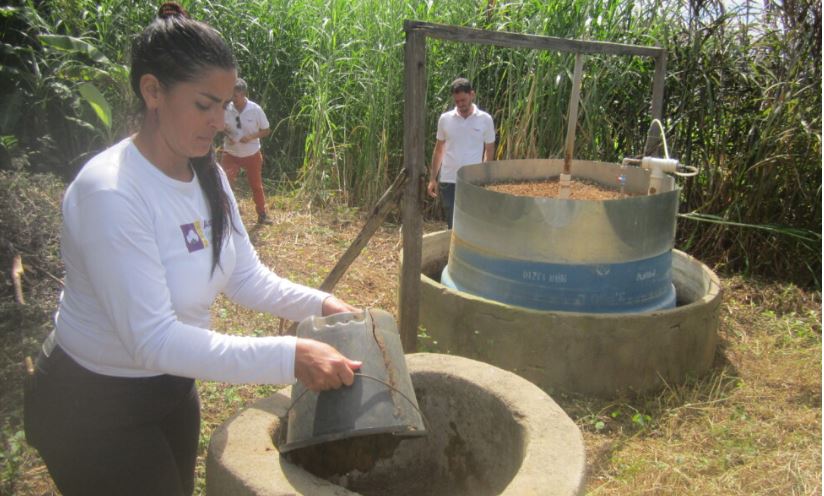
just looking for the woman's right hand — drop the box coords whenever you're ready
[294,338,362,392]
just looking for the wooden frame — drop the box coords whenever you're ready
[399,20,668,350]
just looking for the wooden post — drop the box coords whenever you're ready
[650,51,667,123]
[644,50,668,157]
[399,26,426,352]
[563,53,585,175]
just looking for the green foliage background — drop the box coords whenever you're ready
[0,0,820,286]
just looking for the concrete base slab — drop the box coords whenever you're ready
[206,353,585,496]
[411,230,722,398]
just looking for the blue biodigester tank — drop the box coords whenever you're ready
[440,159,678,313]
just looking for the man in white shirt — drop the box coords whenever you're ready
[222,78,272,224]
[426,78,496,229]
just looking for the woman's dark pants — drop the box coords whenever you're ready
[24,345,201,496]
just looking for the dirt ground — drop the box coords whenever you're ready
[8,189,821,496]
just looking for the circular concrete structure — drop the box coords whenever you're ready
[206,353,585,496]
[412,231,721,398]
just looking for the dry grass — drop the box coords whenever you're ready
[5,185,821,495]
[574,284,822,495]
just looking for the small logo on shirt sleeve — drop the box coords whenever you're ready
[180,220,210,253]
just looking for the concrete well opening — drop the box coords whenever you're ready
[278,370,524,495]
[207,353,586,496]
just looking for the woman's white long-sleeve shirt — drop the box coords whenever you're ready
[55,137,328,384]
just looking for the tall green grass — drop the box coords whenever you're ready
[1,0,820,285]
[665,0,821,284]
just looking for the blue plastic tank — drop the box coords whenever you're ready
[440,159,678,314]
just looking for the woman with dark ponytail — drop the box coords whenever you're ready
[23,4,360,495]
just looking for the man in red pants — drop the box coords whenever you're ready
[221,78,273,224]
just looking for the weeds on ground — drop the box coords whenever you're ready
[565,277,821,495]
[0,171,64,495]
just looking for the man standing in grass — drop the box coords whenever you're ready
[222,78,273,224]
[427,78,496,229]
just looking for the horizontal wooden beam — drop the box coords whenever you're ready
[404,20,663,59]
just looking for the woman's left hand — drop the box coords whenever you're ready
[322,295,359,316]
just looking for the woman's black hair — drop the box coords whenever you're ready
[131,2,236,275]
